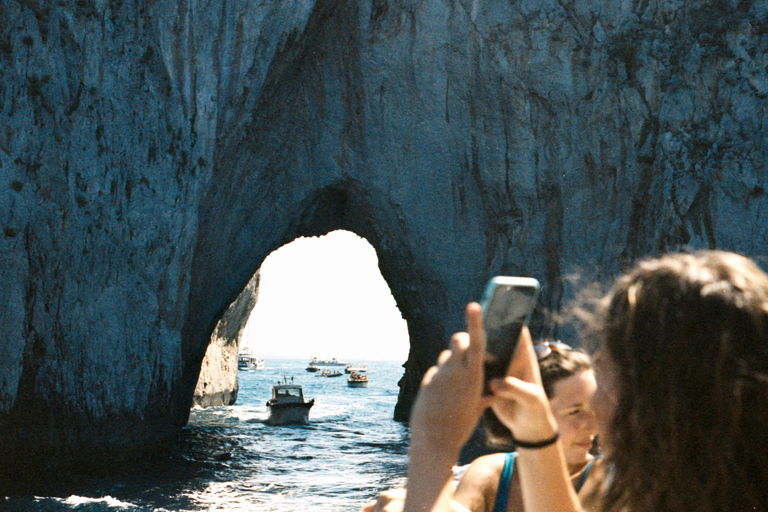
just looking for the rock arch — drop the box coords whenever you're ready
[184,177,457,426]
[1,0,768,470]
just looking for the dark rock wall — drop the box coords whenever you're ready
[0,0,766,466]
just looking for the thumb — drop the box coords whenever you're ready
[489,376,546,406]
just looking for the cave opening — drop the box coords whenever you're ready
[229,229,410,429]
[241,229,410,364]
[190,178,438,422]
[183,231,413,508]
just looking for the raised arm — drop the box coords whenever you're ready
[402,303,583,512]
[403,303,491,512]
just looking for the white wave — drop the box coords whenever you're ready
[62,495,137,509]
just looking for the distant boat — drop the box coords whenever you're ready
[347,371,369,388]
[239,347,264,371]
[266,376,315,425]
[317,369,343,377]
[309,356,347,367]
[305,363,320,372]
[345,363,368,374]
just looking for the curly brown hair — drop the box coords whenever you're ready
[597,251,768,512]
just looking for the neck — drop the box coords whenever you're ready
[567,454,594,480]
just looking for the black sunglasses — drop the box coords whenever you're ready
[534,341,572,361]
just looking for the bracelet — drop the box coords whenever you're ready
[511,430,560,449]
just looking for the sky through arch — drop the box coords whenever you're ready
[241,230,410,362]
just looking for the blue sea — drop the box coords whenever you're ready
[1,359,410,511]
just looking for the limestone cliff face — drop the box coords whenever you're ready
[192,272,259,408]
[0,0,766,466]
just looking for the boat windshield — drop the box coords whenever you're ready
[274,387,303,399]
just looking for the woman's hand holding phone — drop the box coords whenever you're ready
[408,300,556,456]
[488,327,559,442]
[404,296,575,512]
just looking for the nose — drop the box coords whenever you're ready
[578,409,598,434]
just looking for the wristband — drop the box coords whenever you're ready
[511,430,560,449]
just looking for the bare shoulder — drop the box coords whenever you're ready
[453,453,508,512]
[460,453,508,482]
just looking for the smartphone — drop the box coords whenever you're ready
[481,276,541,391]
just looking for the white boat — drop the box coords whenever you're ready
[345,363,368,374]
[347,371,369,388]
[238,348,264,371]
[308,356,348,367]
[266,377,315,425]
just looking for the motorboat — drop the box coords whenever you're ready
[317,369,343,377]
[308,356,348,367]
[266,377,315,425]
[305,363,320,372]
[344,363,368,374]
[238,351,264,371]
[347,371,369,388]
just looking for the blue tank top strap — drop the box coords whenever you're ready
[492,452,516,512]
[575,454,603,493]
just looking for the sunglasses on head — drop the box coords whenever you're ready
[534,341,572,361]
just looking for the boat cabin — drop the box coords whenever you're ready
[272,384,305,402]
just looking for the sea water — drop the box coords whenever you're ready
[1,359,409,511]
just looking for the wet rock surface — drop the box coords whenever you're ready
[0,0,766,466]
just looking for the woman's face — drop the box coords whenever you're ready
[591,349,620,453]
[549,369,598,470]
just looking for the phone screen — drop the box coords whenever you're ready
[481,277,540,389]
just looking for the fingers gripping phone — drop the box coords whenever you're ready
[481,276,541,393]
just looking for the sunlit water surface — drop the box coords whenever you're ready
[2,359,409,511]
